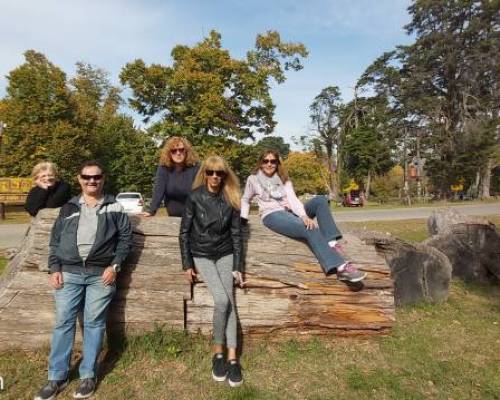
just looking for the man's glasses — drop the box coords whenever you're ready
[170,148,186,155]
[262,159,278,165]
[80,174,103,181]
[206,170,226,178]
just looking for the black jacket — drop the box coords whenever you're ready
[25,180,72,217]
[49,195,132,275]
[179,186,242,271]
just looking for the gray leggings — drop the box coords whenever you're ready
[193,254,237,348]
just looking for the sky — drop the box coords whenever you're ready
[0,0,413,147]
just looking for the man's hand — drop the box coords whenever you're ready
[301,216,318,230]
[102,266,117,286]
[140,211,152,217]
[49,272,64,289]
[185,268,197,283]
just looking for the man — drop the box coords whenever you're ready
[35,160,132,400]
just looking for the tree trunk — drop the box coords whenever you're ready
[365,171,372,200]
[480,159,492,199]
[0,209,395,350]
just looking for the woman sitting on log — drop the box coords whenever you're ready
[241,149,366,282]
[25,161,72,217]
[142,136,200,217]
[179,155,244,387]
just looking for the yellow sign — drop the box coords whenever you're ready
[450,184,464,192]
[342,180,359,193]
[0,178,33,194]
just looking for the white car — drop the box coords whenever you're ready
[116,192,144,214]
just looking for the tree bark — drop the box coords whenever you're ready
[480,158,492,199]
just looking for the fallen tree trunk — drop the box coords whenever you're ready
[0,208,395,350]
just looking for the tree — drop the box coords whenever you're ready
[343,126,394,196]
[0,51,158,196]
[308,86,343,199]
[283,152,329,195]
[120,30,307,146]
[0,50,75,177]
[358,0,499,198]
[256,135,290,158]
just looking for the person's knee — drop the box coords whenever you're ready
[214,296,230,313]
[54,311,77,328]
[315,195,329,207]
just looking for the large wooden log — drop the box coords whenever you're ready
[0,208,394,350]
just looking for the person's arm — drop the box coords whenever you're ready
[231,207,242,272]
[240,176,256,220]
[148,166,168,215]
[284,180,307,217]
[46,180,72,208]
[24,186,50,217]
[179,194,195,270]
[110,204,133,268]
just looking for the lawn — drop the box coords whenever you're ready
[344,214,500,243]
[0,281,498,399]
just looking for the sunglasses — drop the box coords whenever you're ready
[262,158,278,165]
[170,148,186,155]
[80,174,103,181]
[205,169,226,178]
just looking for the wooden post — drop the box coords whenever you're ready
[0,202,5,220]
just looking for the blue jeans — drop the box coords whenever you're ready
[263,196,344,274]
[48,272,116,381]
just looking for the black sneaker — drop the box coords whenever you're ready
[73,378,96,399]
[227,360,243,388]
[212,353,227,382]
[34,380,68,400]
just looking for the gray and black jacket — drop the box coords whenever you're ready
[48,195,132,275]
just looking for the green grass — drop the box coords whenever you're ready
[1,281,499,399]
[344,214,500,243]
[331,198,500,212]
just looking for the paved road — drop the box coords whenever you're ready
[0,202,499,249]
[0,223,29,250]
[334,202,500,222]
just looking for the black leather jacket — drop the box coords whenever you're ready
[179,186,242,271]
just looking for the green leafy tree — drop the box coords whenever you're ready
[0,51,158,196]
[0,50,75,177]
[343,126,394,195]
[120,30,307,146]
[256,135,290,158]
[308,86,344,199]
[358,0,499,198]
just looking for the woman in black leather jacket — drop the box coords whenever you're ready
[179,156,244,388]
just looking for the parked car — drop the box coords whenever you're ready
[116,192,144,214]
[342,190,363,207]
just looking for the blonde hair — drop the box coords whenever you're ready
[192,156,241,210]
[31,161,58,180]
[253,148,289,182]
[159,136,198,168]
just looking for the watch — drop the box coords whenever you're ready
[112,264,121,273]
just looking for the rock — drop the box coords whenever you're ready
[354,230,452,306]
[424,218,500,284]
[427,207,492,236]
